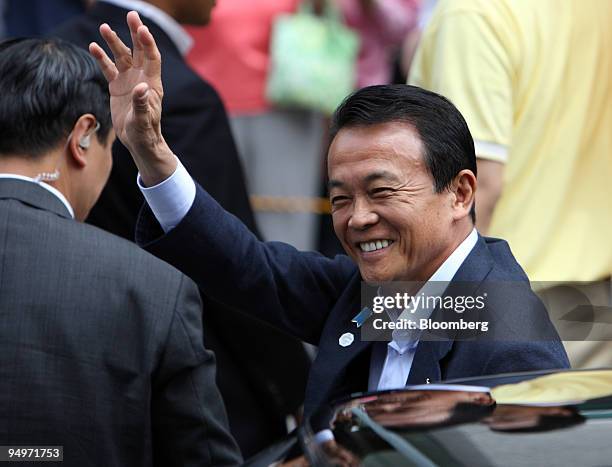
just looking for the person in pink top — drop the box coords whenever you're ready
[187,0,300,114]
[336,0,420,87]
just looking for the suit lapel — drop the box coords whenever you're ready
[306,274,372,412]
[407,339,452,384]
[450,235,495,284]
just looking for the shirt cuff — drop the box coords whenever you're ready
[313,429,335,444]
[474,140,508,163]
[137,157,196,233]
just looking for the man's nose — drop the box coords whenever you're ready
[348,199,378,230]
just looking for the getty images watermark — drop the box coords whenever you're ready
[370,290,489,332]
[357,281,612,342]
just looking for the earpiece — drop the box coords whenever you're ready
[79,134,91,149]
[78,121,100,149]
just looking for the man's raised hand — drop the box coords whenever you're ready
[89,11,176,186]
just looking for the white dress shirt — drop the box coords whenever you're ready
[99,0,194,56]
[0,174,74,218]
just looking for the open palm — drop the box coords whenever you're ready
[90,11,164,155]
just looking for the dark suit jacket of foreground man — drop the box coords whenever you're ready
[137,185,570,416]
[0,179,241,467]
[53,3,311,456]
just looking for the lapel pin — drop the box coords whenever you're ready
[339,332,354,347]
[351,307,373,328]
[426,378,431,384]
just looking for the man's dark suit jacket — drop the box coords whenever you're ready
[136,185,570,416]
[52,3,311,456]
[4,0,85,37]
[0,179,240,467]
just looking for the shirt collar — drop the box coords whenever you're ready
[0,174,75,218]
[429,227,479,282]
[99,0,194,56]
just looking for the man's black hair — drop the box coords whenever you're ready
[330,85,477,222]
[0,38,111,158]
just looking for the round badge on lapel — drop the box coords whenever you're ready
[339,332,354,347]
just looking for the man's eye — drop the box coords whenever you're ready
[371,187,393,196]
[331,195,350,205]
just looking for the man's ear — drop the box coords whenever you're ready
[451,169,477,221]
[66,114,98,168]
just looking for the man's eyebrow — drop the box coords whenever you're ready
[328,171,401,190]
[364,171,400,184]
[328,179,345,190]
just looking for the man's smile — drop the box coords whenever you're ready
[357,239,395,253]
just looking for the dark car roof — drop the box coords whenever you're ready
[303,369,612,466]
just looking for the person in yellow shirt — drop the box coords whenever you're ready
[409,0,612,368]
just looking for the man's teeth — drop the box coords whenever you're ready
[359,240,392,252]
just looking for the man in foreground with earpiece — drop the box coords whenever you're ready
[0,37,240,466]
[90,12,569,419]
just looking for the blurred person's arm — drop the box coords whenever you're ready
[475,159,503,234]
[408,2,514,234]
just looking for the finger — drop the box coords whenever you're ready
[99,23,133,72]
[132,82,151,120]
[126,11,144,68]
[137,25,162,79]
[89,42,119,82]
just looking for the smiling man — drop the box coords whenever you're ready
[328,118,475,285]
[90,14,569,417]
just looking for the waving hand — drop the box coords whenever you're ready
[89,11,176,185]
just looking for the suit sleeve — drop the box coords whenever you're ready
[481,340,570,375]
[137,184,357,345]
[485,292,571,372]
[151,275,242,467]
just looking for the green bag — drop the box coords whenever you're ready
[266,1,360,115]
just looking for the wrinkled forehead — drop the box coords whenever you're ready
[327,123,428,188]
[328,123,424,166]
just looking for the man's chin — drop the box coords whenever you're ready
[359,270,393,284]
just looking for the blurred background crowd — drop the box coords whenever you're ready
[0,0,424,257]
[1,0,610,459]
